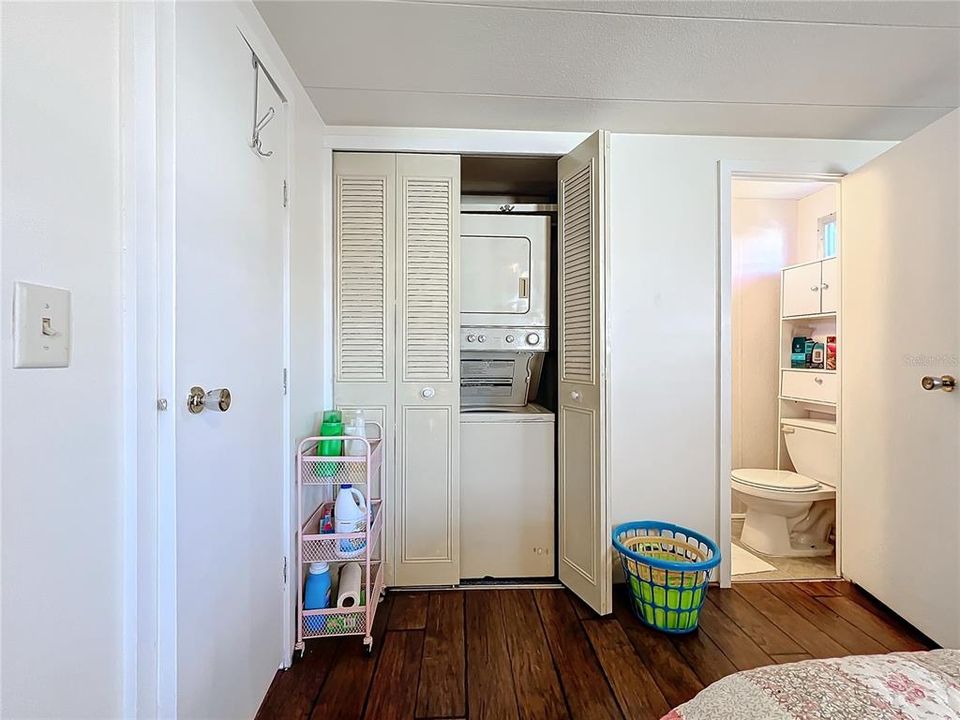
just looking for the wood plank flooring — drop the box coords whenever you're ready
[256,582,935,720]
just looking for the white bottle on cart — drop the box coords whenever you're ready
[335,485,367,558]
[344,409,367,457]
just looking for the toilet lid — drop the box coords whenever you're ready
[732,469,821,493]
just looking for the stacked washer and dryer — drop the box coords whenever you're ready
[459,208,556,579]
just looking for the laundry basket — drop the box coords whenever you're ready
[612,521,720,634]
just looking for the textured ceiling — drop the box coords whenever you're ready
[256,0,960,139]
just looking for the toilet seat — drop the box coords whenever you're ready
[731,469,821,493]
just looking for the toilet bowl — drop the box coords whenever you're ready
[732,418,837,557]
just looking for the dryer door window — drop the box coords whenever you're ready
[462,234,531,316]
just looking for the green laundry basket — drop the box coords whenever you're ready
[612,521,720,634]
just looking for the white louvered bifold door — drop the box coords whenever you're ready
[333,152,396,544]
[557,132,612,615]
[394,153,461,586]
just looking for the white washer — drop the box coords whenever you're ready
[460,404,555,579]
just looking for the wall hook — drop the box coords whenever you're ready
[249,53,277,158]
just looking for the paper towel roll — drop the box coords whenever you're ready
[337,562,362,608]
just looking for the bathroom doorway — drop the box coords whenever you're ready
[724,175,842,583]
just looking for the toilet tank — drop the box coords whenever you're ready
[782,418,838,487]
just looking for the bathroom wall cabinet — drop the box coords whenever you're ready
[782,257,838,317]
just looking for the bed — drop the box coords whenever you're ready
[663,650,960,720]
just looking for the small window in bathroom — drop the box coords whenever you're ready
[818,213,838,258]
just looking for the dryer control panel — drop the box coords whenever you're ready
[460,326,548,352]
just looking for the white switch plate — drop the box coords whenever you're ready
[13,282,71,368]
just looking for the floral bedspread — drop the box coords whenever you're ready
[664,650,960,720]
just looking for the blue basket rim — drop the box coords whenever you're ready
[612,520,721,573]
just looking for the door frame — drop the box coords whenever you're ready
[717,161,844,588]
[322,128,612,595]
[120,5,296,715]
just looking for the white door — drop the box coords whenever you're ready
[842,110,959,647]
[781,262,823,317]
[557,131,612,615]
[394,153,461,586]
[820,258,839,313]
[173,15,287,718]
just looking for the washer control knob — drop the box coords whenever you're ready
[505,335,515,343]
[477,334,486,343]
[466,334,476,342]
[526,333,540,345]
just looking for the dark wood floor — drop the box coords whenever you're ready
[256,581,934,720]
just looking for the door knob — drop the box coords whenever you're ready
[921,375,956,392]
[570,391,582,402]
[187,386,232,413]
[420,387,435,399]
[810,285,820,292]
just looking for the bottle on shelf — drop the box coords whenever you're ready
[335,486,367,558]
[304,562,332,609]
[317,410,344,476]
[344,409,367,457]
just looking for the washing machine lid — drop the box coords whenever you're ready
[459,403,555,423]
[732,469,821,493]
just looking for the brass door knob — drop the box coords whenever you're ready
[921,375,956,392]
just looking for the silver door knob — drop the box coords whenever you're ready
[570,390,582,402]
[187,386,232,413]
[810,285,821,292]
[420,387,435,399]
[466,334,476,342]
[921,375,956,392]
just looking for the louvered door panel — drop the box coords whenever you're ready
[333,153,397,584]
[557,132,611,615]
[394,153,461,586]
[402,178,453,381]
[338,176,389,381]
[560,163,596,384]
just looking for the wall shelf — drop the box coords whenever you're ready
[782,311,837,321]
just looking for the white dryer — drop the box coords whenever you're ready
[459,404,555,579]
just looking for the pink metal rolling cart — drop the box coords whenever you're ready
[295,423,385,656]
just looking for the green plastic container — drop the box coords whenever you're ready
[317,410,343,477]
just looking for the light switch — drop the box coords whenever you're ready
[13,282,70,368]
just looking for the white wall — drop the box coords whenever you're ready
[608,135,893,544]
[731,199,796,490]
[795,185,839,263]
[1,3,123,718]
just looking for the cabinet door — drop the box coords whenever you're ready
[820,257,839,312]
[557,131,612,615]
[332,152,396,571]
[781,262,823,317]
[394,153,460,586]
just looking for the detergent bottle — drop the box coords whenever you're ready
[334,485,367,558]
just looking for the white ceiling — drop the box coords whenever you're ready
[256,0,960,139]
[732,179,833,200]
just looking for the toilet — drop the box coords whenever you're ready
[732,417,837,557]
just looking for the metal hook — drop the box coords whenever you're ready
[251,106,276,157]
[249,53,276,158]
[255,106,275,135]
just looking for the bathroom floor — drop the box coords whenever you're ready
[732,518,838,582]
